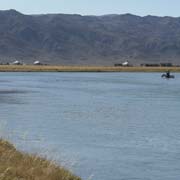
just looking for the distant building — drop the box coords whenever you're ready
[114,63,123,67]
[160,63,172,67]
[122,61,129,66]
[140,63,160,67]
[114,61,130,67]
[33,61,42,65]
[12,60,22,65]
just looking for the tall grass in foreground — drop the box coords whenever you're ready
[0,139,81,180]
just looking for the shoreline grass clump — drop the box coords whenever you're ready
[0,139,81,180]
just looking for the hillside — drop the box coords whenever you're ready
[0,9,180,65]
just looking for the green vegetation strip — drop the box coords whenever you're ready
[0,139,81,180]
[0,65,180,72]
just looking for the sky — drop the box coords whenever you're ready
[0,0,179,17]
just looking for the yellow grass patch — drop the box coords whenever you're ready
[0,139,81,180]
[0,65,180,72]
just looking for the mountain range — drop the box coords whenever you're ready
[0,9,180,65]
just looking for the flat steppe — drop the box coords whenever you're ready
[0,65,180,72]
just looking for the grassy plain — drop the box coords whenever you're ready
[0,65,180,72]
[0,139,81,180]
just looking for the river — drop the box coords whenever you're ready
[0,72,180,180]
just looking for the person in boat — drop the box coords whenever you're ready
[161,70,174,78]
[166,70,170,78]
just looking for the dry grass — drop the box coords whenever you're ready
[0,65,180,72]
[0,139,81,180]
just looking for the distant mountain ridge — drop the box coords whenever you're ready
[0,9,180,65]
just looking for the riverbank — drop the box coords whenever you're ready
[0,65,180,72]
[0,139,81,180]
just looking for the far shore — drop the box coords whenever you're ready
[0,65,180,72]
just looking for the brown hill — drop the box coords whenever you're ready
[0,9,180,65]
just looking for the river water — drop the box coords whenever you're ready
[0,72,180,180]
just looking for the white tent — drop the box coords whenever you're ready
[12,60,21,65]
[122,61,129,66]
[33,61,41,65]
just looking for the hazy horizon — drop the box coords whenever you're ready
[0,0,180,17]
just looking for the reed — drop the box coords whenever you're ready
[0,139,81,180]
